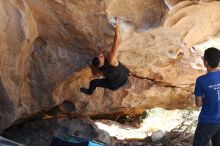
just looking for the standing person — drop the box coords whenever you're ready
[193,47,220,146]
[80,18,129,95]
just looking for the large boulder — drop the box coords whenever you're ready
[0,0,220,132]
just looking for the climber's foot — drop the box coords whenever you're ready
[80,87,92,95]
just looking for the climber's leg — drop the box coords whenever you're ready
[80,78,111,95]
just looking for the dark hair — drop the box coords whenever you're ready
[92,57,100,68]
[204,47,220,68]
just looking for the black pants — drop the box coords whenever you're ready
[193,122,220,146]
[88,78,127,94]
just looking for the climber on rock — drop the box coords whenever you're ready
[80,17,129,95]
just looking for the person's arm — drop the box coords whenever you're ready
[195,96,203,107]
[89,64,102,77]
[108,18,120,66]
[194,78,204,107]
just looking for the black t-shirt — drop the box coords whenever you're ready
[98,59,129,87]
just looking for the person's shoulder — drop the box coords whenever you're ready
[196,74,207,81]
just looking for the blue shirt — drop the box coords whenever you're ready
[194,70,220,123]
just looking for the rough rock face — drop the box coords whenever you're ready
[0,0,220,132]
[0,0,38,132]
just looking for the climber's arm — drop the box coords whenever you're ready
[108,18,120,66]
[89,64,102,77]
